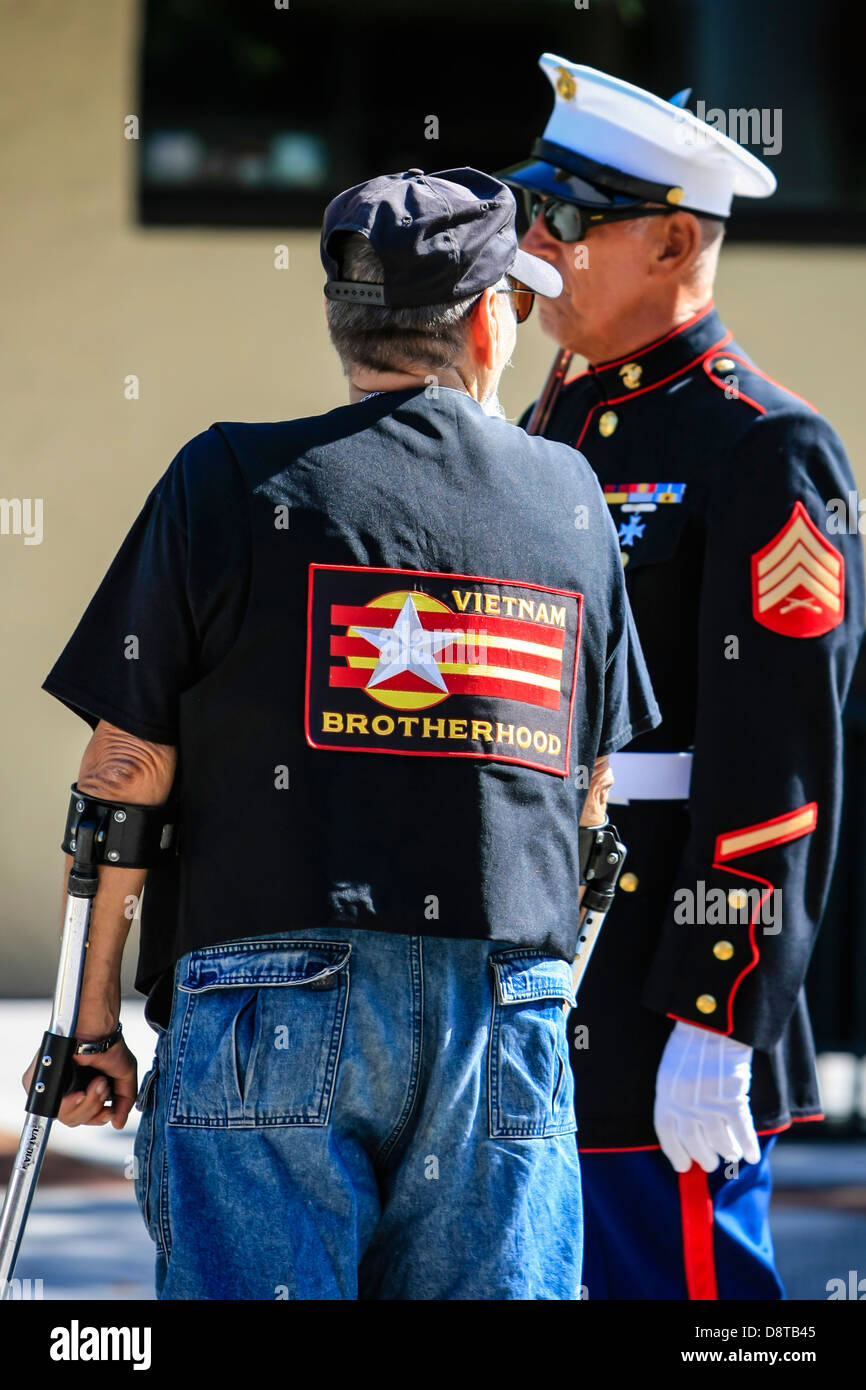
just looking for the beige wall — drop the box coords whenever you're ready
[2,1,864,991]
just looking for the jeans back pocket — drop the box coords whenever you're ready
[488,951,577,1139]
[167,938,351,1128]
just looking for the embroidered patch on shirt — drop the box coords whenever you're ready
[305,564,582,775]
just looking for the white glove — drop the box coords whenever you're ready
[653,1020,761,1173]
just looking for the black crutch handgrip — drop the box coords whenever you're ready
[25,1032,113,1117]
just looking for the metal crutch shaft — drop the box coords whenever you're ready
[571,822,627,997]
[0,812,100,1297]
[0,786,177,1299]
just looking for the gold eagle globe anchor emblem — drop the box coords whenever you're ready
[618,363,643,390]
[555,67,577,102]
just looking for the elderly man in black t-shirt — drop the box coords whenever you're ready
[30,168,658,1299]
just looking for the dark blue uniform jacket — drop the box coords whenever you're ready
[530,303,865,1148]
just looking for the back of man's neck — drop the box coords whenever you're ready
[348,366,474,404]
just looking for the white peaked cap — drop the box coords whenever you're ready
[523,54,777,218]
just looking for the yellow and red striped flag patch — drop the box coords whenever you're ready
[305,563,582,775]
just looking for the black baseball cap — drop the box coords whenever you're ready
[321,167,562,308]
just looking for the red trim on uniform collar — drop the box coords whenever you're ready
[592,300,717,373]
[599,331,732,408]
[563,301,718,389]
[569,329,732,450]
[585,303,730,405]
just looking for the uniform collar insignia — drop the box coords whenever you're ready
[587,302,728,403]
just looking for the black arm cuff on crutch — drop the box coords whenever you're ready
[579,822,627,913]
[61,783,179,872]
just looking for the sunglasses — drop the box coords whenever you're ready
[493,274,535,323]
[524,192,677,244]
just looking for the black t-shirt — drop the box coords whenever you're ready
[43,387,659,1014]
[43,428,250,744]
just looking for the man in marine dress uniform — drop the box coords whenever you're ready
[499,55,865,1300]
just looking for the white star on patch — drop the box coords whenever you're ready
[353,594,454,692]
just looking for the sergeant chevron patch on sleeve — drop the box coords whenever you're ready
[751,500,844,637]
[305,563,582,775]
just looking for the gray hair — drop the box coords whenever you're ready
[325,233,483,375]
[694,214,726,280]
[623,209,726,281]
[695,214,726,252]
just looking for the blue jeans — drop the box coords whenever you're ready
[134,927,583,1300]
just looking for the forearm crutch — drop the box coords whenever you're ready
[571,822,627,996]
[0,784,176,1299]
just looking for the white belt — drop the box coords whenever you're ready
[607,752,693,804]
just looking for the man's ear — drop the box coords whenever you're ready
[467,288,498,370]
[649,212,701,276]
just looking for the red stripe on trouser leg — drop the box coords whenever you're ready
[679,1163,719,1300]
